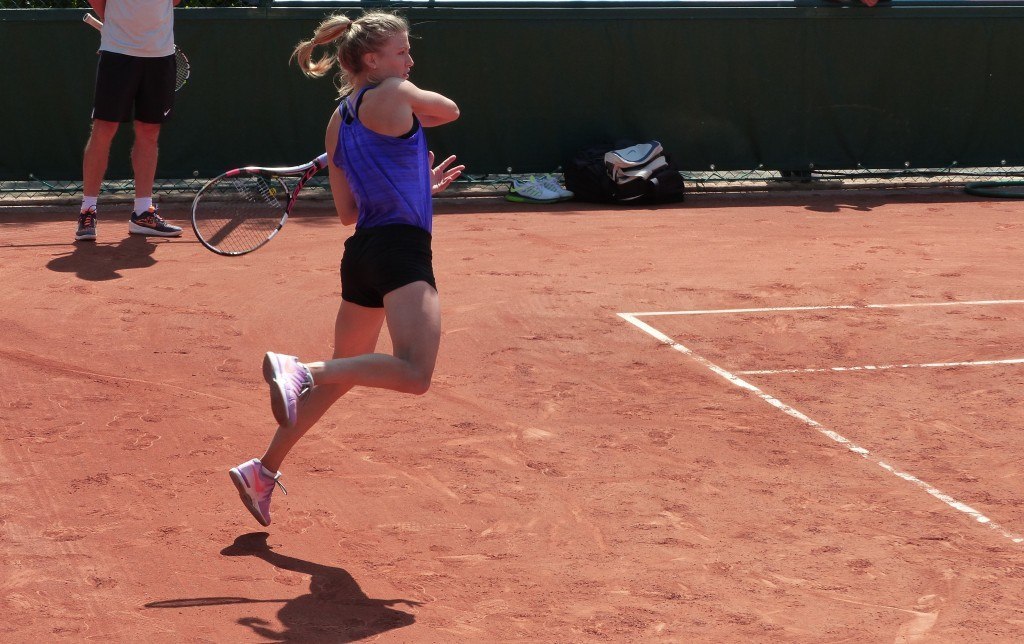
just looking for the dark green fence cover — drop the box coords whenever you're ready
[2,3,1023,179]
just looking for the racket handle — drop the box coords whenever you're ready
[83,13,103,30]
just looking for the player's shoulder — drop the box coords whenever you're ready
[377,77,422,97]
[327,105,341,129]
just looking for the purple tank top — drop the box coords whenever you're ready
[333,86,433,233]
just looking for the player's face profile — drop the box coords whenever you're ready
[372,32,413,80]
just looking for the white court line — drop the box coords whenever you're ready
[625,298,1024,317]
[618,312,1024,545]
[739,358,1024,375]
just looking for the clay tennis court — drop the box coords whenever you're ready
[2,189,1024,641]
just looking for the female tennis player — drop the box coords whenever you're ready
[230,11,463,526]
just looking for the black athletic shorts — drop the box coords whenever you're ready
[341,224,436,308]
[92,51,176,124]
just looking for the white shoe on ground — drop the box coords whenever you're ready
[506,177,562,204]
[536,175,574,200]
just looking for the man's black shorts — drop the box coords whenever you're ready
[92,51,176,124]
[341,224,437,308]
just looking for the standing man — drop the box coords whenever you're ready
[76,0,183,242]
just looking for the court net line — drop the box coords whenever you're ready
[618,312,1024,545]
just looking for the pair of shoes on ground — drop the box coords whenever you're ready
[228,352,313,526]
[75,205,183,241]
[506,175,574,204]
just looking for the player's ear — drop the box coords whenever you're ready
[362,51,378,72]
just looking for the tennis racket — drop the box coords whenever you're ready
[191,153,330,256]
[83,13,190,92]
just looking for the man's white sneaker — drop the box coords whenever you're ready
[506,178,561,204]
[537,175,574,201]
[229,458,287,526]
[263,352,313,429]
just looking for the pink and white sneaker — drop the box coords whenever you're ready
[263,352,313,429]
[229,458,287,526]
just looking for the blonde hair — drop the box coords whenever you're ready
[291,11,410,98]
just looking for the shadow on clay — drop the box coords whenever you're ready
[144,532,421,643]
[46,235,158,281]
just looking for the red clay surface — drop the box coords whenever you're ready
[2,190,1024,642]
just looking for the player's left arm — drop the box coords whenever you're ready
[429,151,464,195]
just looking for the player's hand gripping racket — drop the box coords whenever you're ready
[83,13,190,92]
[191,153,329,256]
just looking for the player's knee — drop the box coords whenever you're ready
[406,378,431,396]
[134,123,161,143]
[404,370,433,396]
[90,120,119,142]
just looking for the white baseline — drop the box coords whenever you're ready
[623,298,1024,318]
[739,357,1024,376]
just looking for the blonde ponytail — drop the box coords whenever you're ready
[291,15,353,79]
[291,11,410,98]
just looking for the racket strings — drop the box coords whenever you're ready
[234,175,282,207]
[192,175,288,254]
[174,49,190,91]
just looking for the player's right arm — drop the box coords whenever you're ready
[396,80,460,127]
[325,109,358,227]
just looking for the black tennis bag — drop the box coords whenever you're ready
[564,141,685,205]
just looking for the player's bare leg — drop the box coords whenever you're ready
[259,299,387,472]
[131,120,162,199]
[305,281,441,394]
[82,119,120,197]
